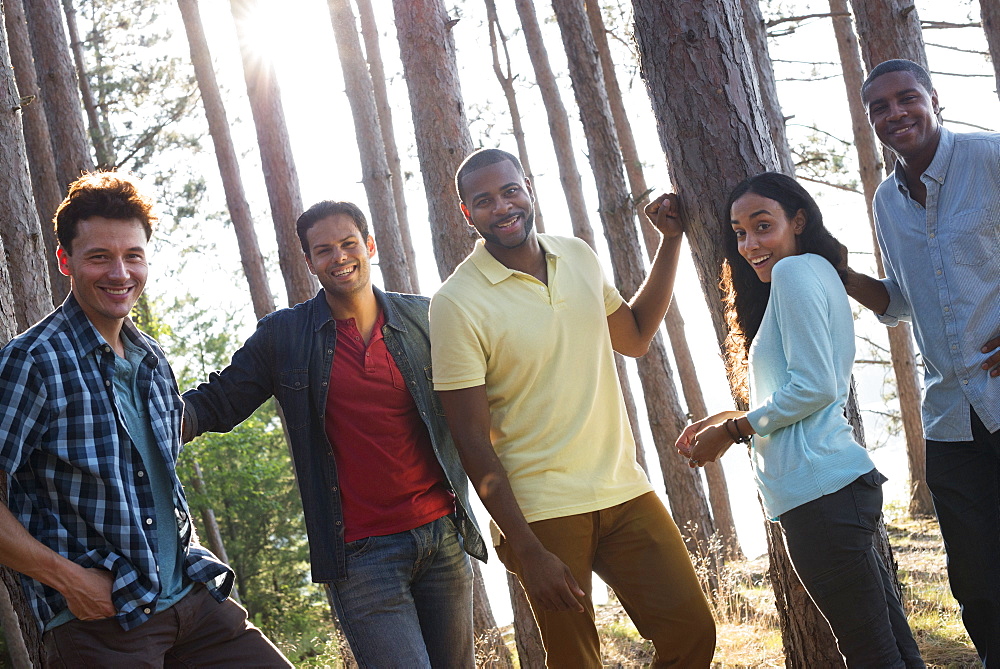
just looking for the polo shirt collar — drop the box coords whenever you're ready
[893,126,954,193]
[468,237,560,286]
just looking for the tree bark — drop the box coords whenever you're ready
[512,0,594,248]
[327,0,413,294]
[0,10,45,662]
[228,0,317,308]
[4,0,67,305]
[23,0,93,192]
[472,561,513,668]
[586,0,741,560]
[355,0,418,291]
[629,1,844,663]
[484,0,544,232]
[507,571,544,668]
[177,0,276,321]
[392,0,477,279]
[850,0,928,71]
[830,0,932,518]
[981,0,1000,100]
[61,0,113,170]
[551,0,715,553]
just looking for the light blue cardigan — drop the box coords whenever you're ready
[745,253,875,519]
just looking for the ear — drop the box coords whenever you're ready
[792,209,807,235]
[930,88,941,116]
[460,202,473,225]
[525,177,534,201]
[366,234,377,259]
[56,247,72,277]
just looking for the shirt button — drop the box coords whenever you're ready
[137,471,145,478]
[144,608,151,614]
[936,270,942,275]
[105,380,111,387]
[944,306,950,312]
[929,233,935,239]
[335,520,342,526]
[332,486,338,492]
[145,518,153,525]
[322,381,328,387]
[963,379,969,385]
[104,345,111,353]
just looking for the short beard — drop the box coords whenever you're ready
[481,209,535,249]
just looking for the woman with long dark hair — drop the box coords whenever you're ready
[677,173,923,667]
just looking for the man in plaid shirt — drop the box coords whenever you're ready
[0,173,290,666]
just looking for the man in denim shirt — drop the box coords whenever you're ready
[182,201,486,667]
[845,59,1000,662]
[0,173,289,666]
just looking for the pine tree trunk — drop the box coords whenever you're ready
[61,0,113,170]
[512,0,593,248]
[507,571,545,668]
[327,0,413,294]
[228,0,317,308]
[177,0,276,321]
[587,0,742,559]
[392,0,476,278]
[472,561,513,668]
[980,0,1000,101]
[4,0,67,305]
[355,0,419,292]
[23,0,93,192]
[842,0,934,518]
[551,0,715,552]
[629,1,845,663]
[484,0,544,232]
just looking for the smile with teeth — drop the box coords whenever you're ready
[103,287,131,295]
[749,254,771,267]
[495,215,520,230]
[333,265,356,277]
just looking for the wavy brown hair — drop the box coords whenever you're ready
[720,172,845,404]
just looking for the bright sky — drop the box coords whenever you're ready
[132,0,997,625]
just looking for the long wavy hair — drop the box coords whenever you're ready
[721,172,845,403]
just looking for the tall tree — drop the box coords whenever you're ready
[484,0,544,232]
[229,0,317,307]
[23,0,93,191]
[586,0,742,559]
[0,9,46,663]
[177,0,275,320]
[3,0,67,303]
[392,1,509,660]
[850,0,928,70]
[327,0,413,293]
[629,1,845,663]
[831,0,932,517]
[550,0,715,552]
[980,0,1000,100]
[61,0,113,169]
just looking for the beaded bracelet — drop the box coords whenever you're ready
[727,418,751,445]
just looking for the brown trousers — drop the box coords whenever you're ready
[42,585,291,668]
[496,492,716,668]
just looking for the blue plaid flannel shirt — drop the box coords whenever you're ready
[0,295,233,631]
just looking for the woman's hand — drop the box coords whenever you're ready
[676,410,745,467]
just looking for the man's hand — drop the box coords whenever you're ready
[677,411,743,467]
[516,545,585,613]
[983,335,1000,378]
[61,566,116,621]
[643,193,683,240]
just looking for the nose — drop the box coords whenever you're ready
[107,257,128,280]
[886,100,906,121]
[742,232,760,253]
[493,196,513,216]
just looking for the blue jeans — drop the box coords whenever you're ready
[779,470,924,668]
[926,406,1000,668]
[326,514,474,668]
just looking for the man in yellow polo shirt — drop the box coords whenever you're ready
[430,148,715,667]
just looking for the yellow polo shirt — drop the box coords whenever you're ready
[430,235,652,523]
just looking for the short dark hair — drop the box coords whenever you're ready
[861,59,933,102]
[455,148,524,202]
[296,201,370,256]
[54,172,156,254]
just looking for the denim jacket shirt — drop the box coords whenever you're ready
[182,288,487,582]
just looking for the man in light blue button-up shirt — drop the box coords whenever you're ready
[845,59,1000,663]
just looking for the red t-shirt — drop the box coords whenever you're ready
[325,311,454,542]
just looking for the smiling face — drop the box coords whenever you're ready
[459,159,535,251]
[304,213,375,301]
[730,192,805,283]
[865,69,941,166]
[58,216,149,336]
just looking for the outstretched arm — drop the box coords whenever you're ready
[439,386,585,612]
[607,194,684,357]
[842,268,891,316]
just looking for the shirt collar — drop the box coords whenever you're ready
[467,236,559,286]
[309,286,406,333]
[59,293,156,366]
[893,126,954,193]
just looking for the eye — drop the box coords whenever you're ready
[733,229,746,239]
[505,187,519,196]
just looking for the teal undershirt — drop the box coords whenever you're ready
[46,336,192,630]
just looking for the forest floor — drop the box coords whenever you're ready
[496,502,981,668]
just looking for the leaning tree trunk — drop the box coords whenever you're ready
[355,0,418,291]
[513,0,593,248]
[0,9,46,662]
[327,0,413,294]
[177,0,276,321]
[630,1,845,664]
[61,0,112,170]
[507,571,544,669]
[392,0,477,278]
[831,0,933,518]
[980,0,1000,101]
[229,0,317,308]
[551,0,715,554]
[587,0,742,560]
[23,0,93,193]
[393,2,510,662]
[484,0,544,232]
[4,0,66,304]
